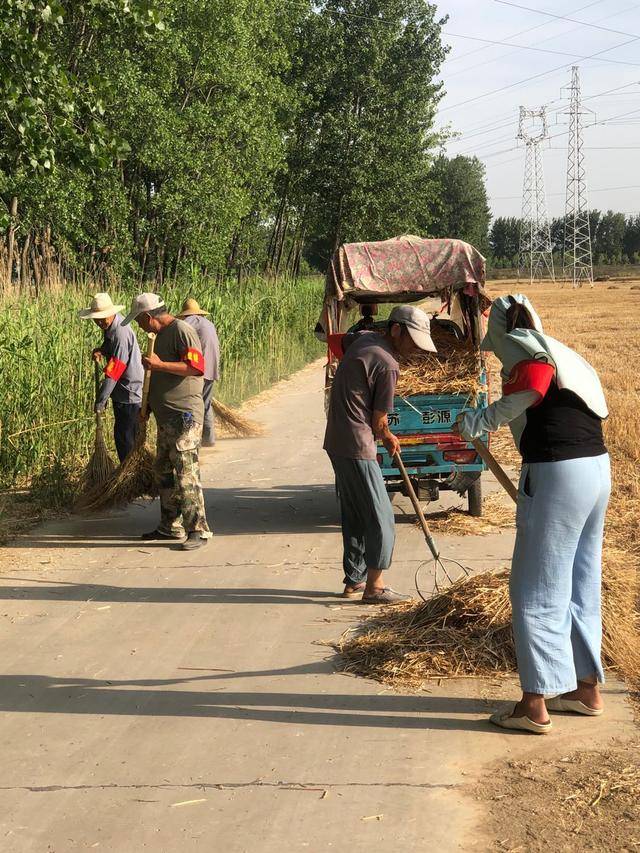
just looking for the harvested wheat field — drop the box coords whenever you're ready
[337,281,640,689]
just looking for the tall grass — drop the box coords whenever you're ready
[0,275,323,496]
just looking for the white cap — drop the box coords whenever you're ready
[122,292,166,326]
[77,292,125,320]
[389,305,437,352]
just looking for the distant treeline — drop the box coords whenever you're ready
[489,212,640,269]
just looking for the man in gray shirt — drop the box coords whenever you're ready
[78,292,143,462]
[324,305,437,604]
[177,298,220,447]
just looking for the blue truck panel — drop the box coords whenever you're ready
[377,390,489,478]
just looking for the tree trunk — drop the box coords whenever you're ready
[6,196,18,285]
[20,231,31,291]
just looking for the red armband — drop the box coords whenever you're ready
[503,359,554,405]
[183,348,205,374]
[104,357,126,381]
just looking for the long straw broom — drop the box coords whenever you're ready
[80,334,157,511]
[74,362,118,510]
[211,398,264,438]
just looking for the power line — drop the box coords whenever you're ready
[454,87,640,157]
[491,184,640,200]
[493,0,640,40]
[440,35,640,113]
[444,0,605,66]
[457,103,640,157]
[446,0,640,80]
[444,30,640,69]
[445,0,604,68]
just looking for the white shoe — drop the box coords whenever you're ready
[490,708,552,734]
[545,697,603,716]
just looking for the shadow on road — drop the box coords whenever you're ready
[0,578,341,605]
[5,484,341,548]
[0,672,491,731]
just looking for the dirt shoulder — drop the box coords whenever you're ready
[479,735,640,852]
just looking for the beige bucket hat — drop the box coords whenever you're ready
[78,292,125,320]
[177,297,209,318]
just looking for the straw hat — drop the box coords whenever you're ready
[78,293,125,320]
[177,297,209,318]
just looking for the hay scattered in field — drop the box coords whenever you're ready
[336,558,640,688]
[396,323,481,398]
[601,547,640,685]
[417,492,515,536]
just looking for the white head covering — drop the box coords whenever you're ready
[482,294,608,418]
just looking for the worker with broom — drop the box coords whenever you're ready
[78,292,143,462]
[324,305,437,604]
[122,293,212,551]
[177,298,220,447]
[455,294,609,735]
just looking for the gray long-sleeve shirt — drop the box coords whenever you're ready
[182,314,220,381]
[96,313,144,408]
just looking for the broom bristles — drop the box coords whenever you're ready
[78,421,157,512]
[74,416,118,510]
[212,398,264,437]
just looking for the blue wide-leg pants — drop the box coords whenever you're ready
[510,453,611,695]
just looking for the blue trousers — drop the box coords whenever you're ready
[112,401,141,463]
[329,455,395,585]
[511,454,610,694]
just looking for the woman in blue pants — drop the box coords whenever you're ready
[456,295,610,735]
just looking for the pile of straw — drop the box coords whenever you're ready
[336,560,640,688]
[396,323,481,398]
[417,493,515,536]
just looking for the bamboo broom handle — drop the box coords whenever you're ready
[470,438,518,504]
[394,453,440,561]
[140,334,156,418]
[94,359,104,437]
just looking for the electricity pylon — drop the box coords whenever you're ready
[562,66,594,287]
[517,106,555,283]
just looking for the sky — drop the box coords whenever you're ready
[434,0,640,220]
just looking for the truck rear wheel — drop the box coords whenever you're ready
[467,478,482,517]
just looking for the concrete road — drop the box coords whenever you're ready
[0,361,634,852]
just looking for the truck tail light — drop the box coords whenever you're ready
[443,449,478,464]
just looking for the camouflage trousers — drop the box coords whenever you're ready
[154,415,211,537]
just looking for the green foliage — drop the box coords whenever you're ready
[278,0,448,269]
[0,1,162,179]
[426,155,491,253]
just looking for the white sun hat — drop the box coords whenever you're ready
[77,292,125,320]
[122,292,166,326]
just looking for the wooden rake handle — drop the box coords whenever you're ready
[140,333,156,419]
[470,438,518,504]
[393,453,440,561]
